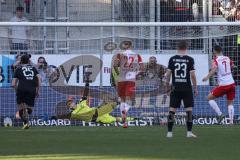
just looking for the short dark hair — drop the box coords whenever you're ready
[214,45,222,53]
[38,56,46,63]
[21,54,30,64]
[122,40,132,47]
[16,6,24,11]
[119,40,133,50]
[177,40,188,50]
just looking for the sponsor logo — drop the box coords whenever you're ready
[82,117,155,127]
[29,119,71,126]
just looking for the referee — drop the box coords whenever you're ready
[12,54,41,129]
[164,40,198,138]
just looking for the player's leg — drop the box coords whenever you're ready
[185,107,197,138]
[117,81,135,128]
[183,91,196,138]
[96,102,117,117]
[207,87,225,123]
[117,82,127,125]
[226,84,236,124]
[208,94,222,116]
[18,103,28,125]
[121,96,133,128]
[167,107,177,138]
[122,81,135,128]
[16,89,29,129]
[97,114,117,124]
[167,91,180,138]
[227,100,234,124]
[21,90,36,129]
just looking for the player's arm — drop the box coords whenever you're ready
[190,70,198,96]
[189,58,198,96]
[163,69,171,84]
[163,57,173,85]
[82,72,91,100]
[230,59,237,74]
[110,54,120,86]
[136,54,144,79]
[202,60,217,82]
[12,68,19,90]
[33,67,41,97]
[11,78,18,90]
[112,54,120,75]
[159,65,167,79]
[36,74,41,97]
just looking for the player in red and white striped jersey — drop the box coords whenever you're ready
[113,40,144,128]
[202,45,235,124]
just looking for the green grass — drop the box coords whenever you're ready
[0,126,240,160]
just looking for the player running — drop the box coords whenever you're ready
[164,40,198,138]
[202,45,236,124]
[12,54,41,129]
[112,40,144,128]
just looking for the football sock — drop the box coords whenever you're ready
[186,111,193,132]
[124,103,131,112]
[167,111,175,132]
[19,109,28,125]
[120,102,125,115]
[125,99,132,112]
[228,105,234,123]
[209,100,222,116]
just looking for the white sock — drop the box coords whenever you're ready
[124,103,131,112]
[209,100,222,116]
[228,105,234,123]
[120,102,125,115]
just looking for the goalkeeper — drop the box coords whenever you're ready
[53,73,130,124]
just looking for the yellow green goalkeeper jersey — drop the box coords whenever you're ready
[71,100,94,120]
[70,100,117,123]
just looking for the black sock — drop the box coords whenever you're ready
[186,111,193,132]
[187,121,193,132]
[19,109,28,125]
[168,111,175,132]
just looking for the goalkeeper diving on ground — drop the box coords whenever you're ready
[52,73,133,124]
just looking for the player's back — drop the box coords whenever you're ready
[214,55,234,86]
[14,64,39,90]
[117,50,142,82]
[168,55,195,91]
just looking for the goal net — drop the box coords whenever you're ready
[0,22,239,127]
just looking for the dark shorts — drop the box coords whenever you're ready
[170,90,194,108]
[16,88,36,107]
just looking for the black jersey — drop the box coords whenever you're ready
[14,64,39,90]
[168,55,195,91]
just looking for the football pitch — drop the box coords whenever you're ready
[0,126,240,160]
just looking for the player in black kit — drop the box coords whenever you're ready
[12,54,41,129]
[164,41,198,138]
